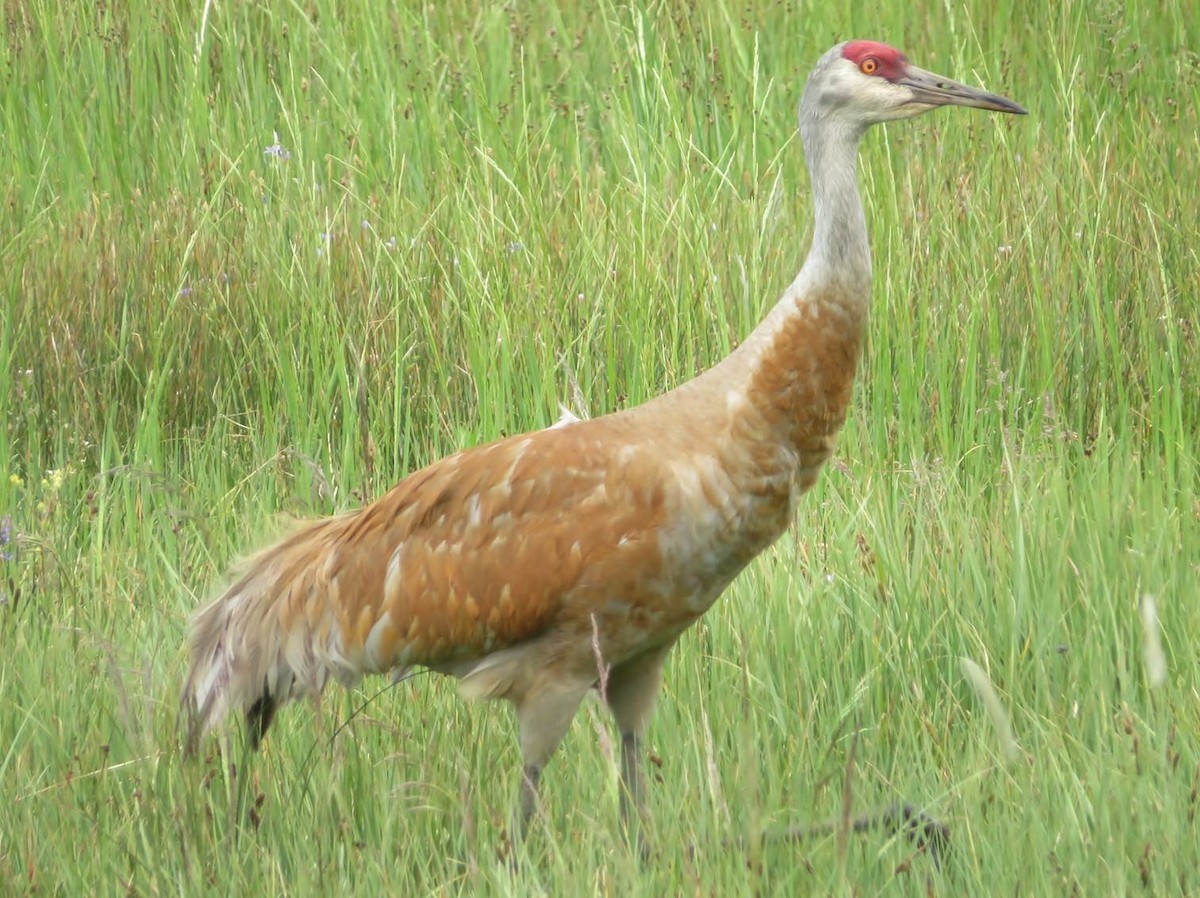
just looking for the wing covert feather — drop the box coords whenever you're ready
[316,420,668,673]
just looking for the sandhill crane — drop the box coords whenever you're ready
[182,40,1024,843]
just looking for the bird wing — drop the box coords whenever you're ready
[275,416,673,685]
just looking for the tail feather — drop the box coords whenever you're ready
[181,516,359,754]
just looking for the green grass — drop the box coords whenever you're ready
[2,0,1198,893]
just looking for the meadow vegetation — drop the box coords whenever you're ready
[1,0,1197,893]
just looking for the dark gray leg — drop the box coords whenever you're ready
[513,678,593,840]
[605,644,673,853]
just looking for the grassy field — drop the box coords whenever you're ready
[2,0,1198,893]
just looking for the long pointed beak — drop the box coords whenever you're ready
[900,65,1027,115]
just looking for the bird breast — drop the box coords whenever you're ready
[649,439,801,617]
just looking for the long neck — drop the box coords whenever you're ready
[639,109,874,475]
[704,112,872,449]
[726,113,872,371]
[799,113,871,294]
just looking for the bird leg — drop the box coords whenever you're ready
[513,677,594,842]
[518,763,543,831]
[605,645,672,855]
[618,730,645,832]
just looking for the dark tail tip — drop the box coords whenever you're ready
[245,694,278,750]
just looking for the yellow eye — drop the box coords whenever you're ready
[860,58,879,75]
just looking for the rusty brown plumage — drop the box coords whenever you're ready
[182,40,1024,844]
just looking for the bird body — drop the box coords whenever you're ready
[185,290,861,744]
[183,39,1024,836]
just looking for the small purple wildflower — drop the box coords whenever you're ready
[0,515,12,562]
[179,285,193,298]
[264,132,291,161]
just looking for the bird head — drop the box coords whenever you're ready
[804,40,1027,128]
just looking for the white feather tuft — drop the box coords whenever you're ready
[550,404,583,429]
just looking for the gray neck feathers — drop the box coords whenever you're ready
[798,110,871,295]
